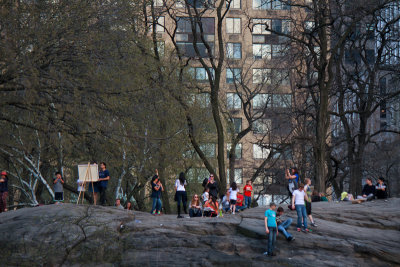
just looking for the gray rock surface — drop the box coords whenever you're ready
[1,199,400,266]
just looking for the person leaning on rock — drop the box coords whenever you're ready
[276,207,295,242]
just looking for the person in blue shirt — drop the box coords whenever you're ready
[98,162,110,206]
[264,202,278,257]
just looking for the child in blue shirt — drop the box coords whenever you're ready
[264,202,278,257]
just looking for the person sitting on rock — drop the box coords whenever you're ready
[276,207,295,242]
[375,177,388,199]
[221,191,230,212]
[115,199,124,209]
[203,196,219,217]
[357,178,375,201]
[311,190,321,202]
[189,194,202,217]
[126,202,133,211]
[235,192,246,212]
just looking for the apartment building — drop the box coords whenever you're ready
[149,0,310,203]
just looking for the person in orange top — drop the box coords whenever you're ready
[203,196,219,217]
[243,180,253,209]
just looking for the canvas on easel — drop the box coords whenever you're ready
[77,163,99,204]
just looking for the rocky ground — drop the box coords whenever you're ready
[1,198,400,267]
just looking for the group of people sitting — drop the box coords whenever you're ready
[340,177,389,202]
[187,178,254,218]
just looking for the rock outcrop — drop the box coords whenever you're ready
[1,199,400,266]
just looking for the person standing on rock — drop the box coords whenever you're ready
[243,180,253,209]
[304,178,317,227]
[98,162,110,206]
[0,171,9,213]
[276,207,295,241]
[175,172,188,218]
[291,183,309,233]
[264,202,278,257]
[206,174,219,199]
[150,170,163,215]
[53,172,64,203]
[286,168,300,201]
[229,182,239,214]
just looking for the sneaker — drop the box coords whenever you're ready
[311,222,318,227]
[177,215,183,218]
[152,211,156,215]
[288,236,295,242]
[297,228,301,232]
[157,211,161,215]
[263,252,269,256]
[232,211,235,215]
[302,228,310,233]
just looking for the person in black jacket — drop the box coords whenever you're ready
[375,177,388,199]
[357,178,375,201]
[206,174,219,199]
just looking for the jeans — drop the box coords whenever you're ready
[189,208,202,217]
[151,197,162,213]
[176,191,187,215]
[295,204,307,229]
[278,218,293,239]
[236,205,247,211]
[98,186,107,205]
[244,196,251,208]
[267,227,277,254]
[0,191,8,212]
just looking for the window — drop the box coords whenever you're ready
[200,143,216,158]
[192,93,210,108]
[226,68,241,84]
[253,44,271,59]
[176,0,185,8]
[231,117,242,133]
[271,44,287,58]
[305,21,315,31]
[187,168,210,183]
[227,143,242,159]
[366,49,375,64]
[253,19,271,34]
[149,16,165,32]
[272,69,290,85]
[227,43,242,59]
[153,41,165,56]
[227,93,241,109]
[253,94,271,109]
[227,168,243,184]
[273,94,292,108]
[226,18,241,33]
[177,17,215,57]
[154,0,164,7]
[253,0,290,10]
[253,144,270,159]
[193,67,214,81]
[186,0,215,8]
[271,19,290,34]
[253,119,271,134]
[253,68,271,84]
[226,0,241,9]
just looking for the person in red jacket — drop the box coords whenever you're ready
[236,192,246,211]
[243,180,253,209]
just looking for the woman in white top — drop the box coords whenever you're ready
[175,172,188,218]
[291,183,309,232]
[229,182,239,214]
